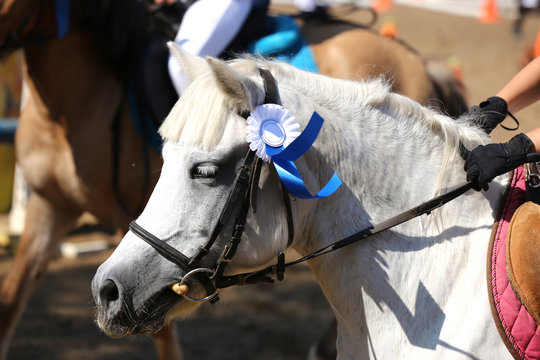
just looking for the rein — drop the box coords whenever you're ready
[216,181,475,289]
[129,67,476,303]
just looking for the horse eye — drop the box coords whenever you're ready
[191,163,220,179]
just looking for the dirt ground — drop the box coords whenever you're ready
[3,3,540,360]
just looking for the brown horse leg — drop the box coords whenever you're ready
[0,192,81,360]
[153,324,184,360]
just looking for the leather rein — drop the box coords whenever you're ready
[129,68,474,304]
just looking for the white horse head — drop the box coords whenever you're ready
[92,44,511,358]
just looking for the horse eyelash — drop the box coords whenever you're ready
[191,163,220,179]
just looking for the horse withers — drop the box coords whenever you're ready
[92,46,511,358]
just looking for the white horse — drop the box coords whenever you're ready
[92,44,511,359]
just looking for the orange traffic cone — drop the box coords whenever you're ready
[373,0,392,13]
[534,27,540,59]
[479,0,499,23]
[380,17,397,39]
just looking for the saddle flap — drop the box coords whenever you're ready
[507,201,540,325]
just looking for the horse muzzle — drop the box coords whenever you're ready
[92,276,138,337]
[91,270,183,337]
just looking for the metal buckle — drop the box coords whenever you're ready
[525,162,540,188]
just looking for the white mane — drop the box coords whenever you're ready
[161,57,486,146]
[266,60,488,161]
[159,57,488,195]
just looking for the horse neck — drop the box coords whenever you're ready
[285,99,504,356]
[20,32,157,226]
[22,32,122,132]
[289,95,468,249]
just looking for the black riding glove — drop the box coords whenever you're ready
[464,133,540,191]
[468,96,508,134]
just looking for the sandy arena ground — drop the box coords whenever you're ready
[2,3,540,359]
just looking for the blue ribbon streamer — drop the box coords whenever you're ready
[55,0,71,39]
[266,112,342,199]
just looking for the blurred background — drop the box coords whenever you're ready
[1,0,540,359]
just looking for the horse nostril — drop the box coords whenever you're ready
[99,279,120,304]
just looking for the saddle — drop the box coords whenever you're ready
[488,166,540,360]
[507,162,540,327]
[507,201,540,325]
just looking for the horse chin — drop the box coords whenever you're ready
[99,322,134,339]
[99,318,166,338]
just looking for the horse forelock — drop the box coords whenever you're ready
[159,72,240,148]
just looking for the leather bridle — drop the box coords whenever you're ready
[129,68,294,303]
[129,67,476,304]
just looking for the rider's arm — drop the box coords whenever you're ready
[464,57,540,190]
[526,127,540,152]
[495,57,540,153]
[497,56,540,114]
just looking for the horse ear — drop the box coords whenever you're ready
[167,41,208,83]
[206,57,259,110]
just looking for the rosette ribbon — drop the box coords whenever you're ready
[246,105,342,199]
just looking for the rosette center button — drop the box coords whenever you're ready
[259,119,286,147]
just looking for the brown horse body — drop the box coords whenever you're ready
[0,31,167,360]
[0,1,466,359]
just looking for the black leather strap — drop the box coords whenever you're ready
[130,221,192,272]
[129,221,219,301]
[189,150,258,266]
[216,182,474,288]
[259,68,279,104]
[291,182,474,263]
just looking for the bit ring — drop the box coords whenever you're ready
[175,268,217,302]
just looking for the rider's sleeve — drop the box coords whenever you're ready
[294,0,317,12]
[175,0,252,57]
[168,0,253,94]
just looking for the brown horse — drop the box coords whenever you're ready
[0,1,467,359]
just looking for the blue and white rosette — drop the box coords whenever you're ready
[246,104,342,199]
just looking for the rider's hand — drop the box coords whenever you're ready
[464,132,540,191]
[467,96,508,134]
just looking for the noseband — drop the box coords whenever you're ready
[129,68,294,303]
